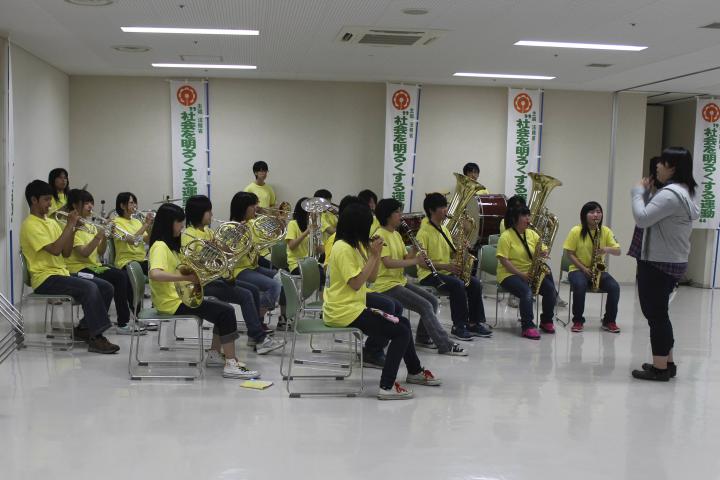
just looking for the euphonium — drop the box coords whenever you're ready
[174,237,231,308]
[301,197,331,260]
[589,220,606,292]
[525,173,562,295]
[442,173,484,286]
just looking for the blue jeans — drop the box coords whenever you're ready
[500,274,556,329]
[420,273,486,328]
[235,266,281,310]
[567,270,620,324]
[35,275,113,337]
[204,279,265,341]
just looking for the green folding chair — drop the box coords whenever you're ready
[270,242,289,271]
[126,261,204,381]
[278,272,363,398]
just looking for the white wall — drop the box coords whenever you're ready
[1,38,8,298]
[69,77,648,282]
[3,44,68,303]
[643,105,664,173]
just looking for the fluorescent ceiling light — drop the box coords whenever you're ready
[122,27,258,36]
[152,63,257,70]
[514,40,647,51]
[454,72,555,80]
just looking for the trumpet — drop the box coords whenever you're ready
[52,210,104,235]
[131,210,155,224]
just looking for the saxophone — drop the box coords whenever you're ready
[588,221,606,292]
[525,173,562,295]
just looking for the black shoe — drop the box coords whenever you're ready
[642,362,677,378]
[468,322,493,338]
[87,335,120,354]
[632,366,671,381]
[362,350,386,369]
[73,326,90,342]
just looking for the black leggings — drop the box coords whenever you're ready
[637,261,677,356]
[174,298,239,344]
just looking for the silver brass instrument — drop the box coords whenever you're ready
[399,220,444,287]
[131,209,155,224]
[301,197,331,260]
[526,172,562,295]
[442,173,484,286]
[589,220,606,292]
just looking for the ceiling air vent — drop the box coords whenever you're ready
[700,22,720,29]
[586,63,613,68]
[336,27,445,46]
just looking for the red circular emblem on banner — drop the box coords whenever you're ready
[177,85,198,107]
[514,93,533,114]
[702,102,720,123]
[392,89,411,110]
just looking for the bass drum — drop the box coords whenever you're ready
[474,194,507,246]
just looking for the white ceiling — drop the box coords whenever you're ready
[3,0,720,94]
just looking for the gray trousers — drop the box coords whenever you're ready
[383,283,452,353]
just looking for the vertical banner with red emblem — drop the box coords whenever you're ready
[505,89,543,198]
[170,80,209,205]
[384,83,421,213]
[693,98,720,229]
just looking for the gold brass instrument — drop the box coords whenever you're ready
[301,197,331,260]
[589,220,606,292]
[441,173,484,286]
[174,237,231,308]
[399,220,444,287]
[526,172,562,295]
[185,222,253,278]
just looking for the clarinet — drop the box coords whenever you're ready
[400,221,444,286]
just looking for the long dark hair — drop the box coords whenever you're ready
[149,203,185,252]
[67,189,94,211]
[660,147,698,196]
[48,168,69,201]
[116,192,138,217]
[579,201,603,239]
[293,197,309,231]
[230,191,258,222]
[503,195,528,229]
[185,195,212,228]
[336,203,373,250]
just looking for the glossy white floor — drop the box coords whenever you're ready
[1,284,718,480]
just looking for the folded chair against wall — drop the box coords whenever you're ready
[126,261,203,380]
[278,272,363,398]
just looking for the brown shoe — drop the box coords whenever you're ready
[87,335,120,354]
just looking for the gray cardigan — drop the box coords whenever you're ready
[631,183,700,263]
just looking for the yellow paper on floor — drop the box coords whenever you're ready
[240,380,274,390]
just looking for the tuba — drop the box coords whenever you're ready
[525,173,562,295]
[442,173,484,286]
[589,220,606,292]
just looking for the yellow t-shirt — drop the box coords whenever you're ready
[370,227,408,292]
[286,219,308,272]
[415,218,454,281]
[181,225,214,248]
[20,215,69,289]
[113,217,146,268]
[232,219,264,277]
[370,216,380,236]
[48,193,67,215]
[499,221,507,234]
[562,225,620,272]
[245,182,276,208]
[323,240,367,327]
[66,224,102,274]
[495,228,542,284]
[321,211,338,244]
[324,232,336,267]
[149,240,183,314]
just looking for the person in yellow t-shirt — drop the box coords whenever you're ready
[48,167,69,215]
[416,193,491,342]
[496,205,557,340]
[20,180,118,354]
[64,189,141,335]
[462,162,490,195]
[323,203,440,400]
[358,189,381,235]
[244,160,276,209]
[314,189,338,251]
[563,201,621,334]
[148,203,260,379]
[372,199,467,357]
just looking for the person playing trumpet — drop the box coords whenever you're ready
[563,201,621,333]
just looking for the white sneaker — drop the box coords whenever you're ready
[222,358,260,379]
[116,324,146,335]
[205,350,226,367]
[406,369,442,386]
[377,382,414,400]
[255,336,285,355]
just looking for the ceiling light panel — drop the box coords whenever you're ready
[454,72,556,80]
[122,27,259,36]
[514,40,647,51]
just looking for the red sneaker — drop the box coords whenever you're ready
[522,327,541,340]
[539,322,555,334]
[602,322,621,333]
[571,322,584,333]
